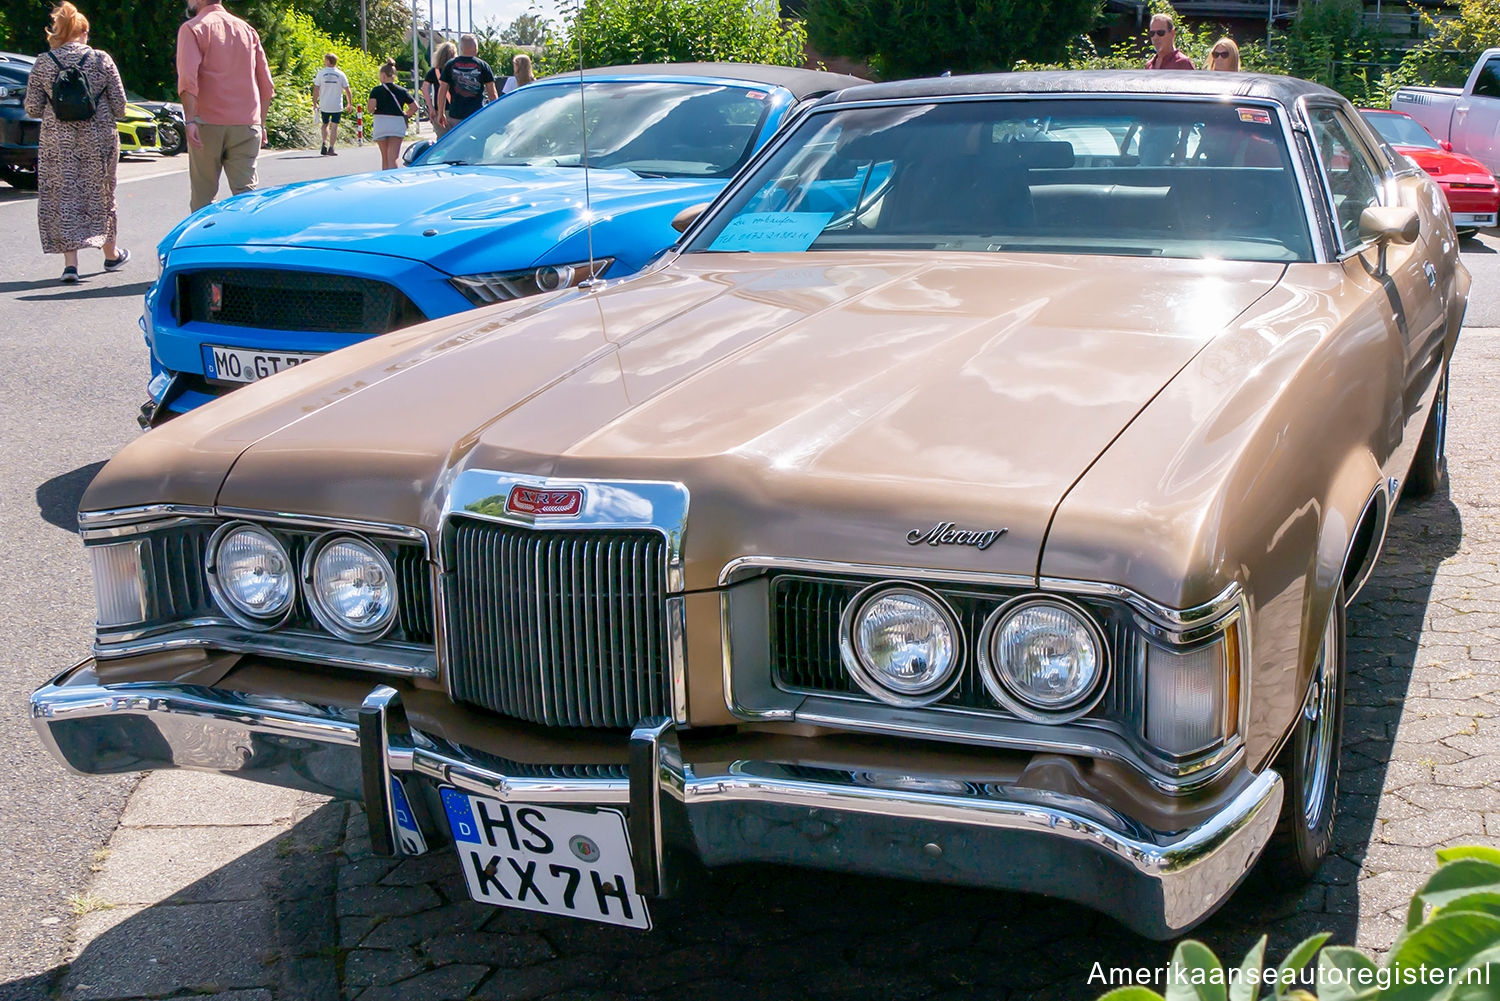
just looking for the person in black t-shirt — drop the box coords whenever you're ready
[422,40,456,136]
[436,34,497,129]
[368,58,415,169]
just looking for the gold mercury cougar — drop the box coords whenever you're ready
[33,71,1467,939]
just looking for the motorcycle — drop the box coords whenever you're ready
[151,104,186,157]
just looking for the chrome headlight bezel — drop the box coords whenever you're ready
[205,521,297,630]
[303,533,399,643]
[838,581,965,707]
[977,595,1110,724]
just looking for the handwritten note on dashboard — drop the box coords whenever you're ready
[708,212,833,252]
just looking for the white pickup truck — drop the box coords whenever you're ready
[1393,48,1500,176]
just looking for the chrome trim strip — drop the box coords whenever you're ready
[1343,479,1392,607]
[719,555,1034,590]
[30,670,1283,939]
[214,509,431,555]
[440,471,689,592]
[78,505,217,536]
[1037,577,1244,644]
[93,625,438,678]
[666,596,689,724]
[359,686,402,856]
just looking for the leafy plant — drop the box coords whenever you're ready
[264,73,316,149]
[546,0,807,73]
[1015,1,1275,78]
[1096,846,1500,1001]
[263,8,383,146]
[806,0,1096,79]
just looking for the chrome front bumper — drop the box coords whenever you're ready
[31,663,1282,939]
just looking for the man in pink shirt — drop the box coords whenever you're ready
[176,0,275,212]
[1144,14,1195,71]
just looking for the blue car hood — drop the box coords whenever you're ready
[167,165,728,275]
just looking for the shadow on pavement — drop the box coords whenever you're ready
[17,280,153,303]
[35,461,105,534]
[1460,238,1497,255]
[0,493,1460,1001]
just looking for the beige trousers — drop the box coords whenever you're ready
[188,123,262,212]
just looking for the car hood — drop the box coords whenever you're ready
[91,253,1284,588]
[1397,145,1497,182]
[165,165,728,275]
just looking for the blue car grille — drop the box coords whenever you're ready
[176,270,426,335]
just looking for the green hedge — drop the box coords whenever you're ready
[264,7,383,147]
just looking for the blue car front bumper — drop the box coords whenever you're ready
[144,245,474,416]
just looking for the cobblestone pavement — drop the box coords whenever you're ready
[35,328,1500,1001]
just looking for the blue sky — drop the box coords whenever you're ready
[425,0,563,36]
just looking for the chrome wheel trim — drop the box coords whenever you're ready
[1300,610,1340,829]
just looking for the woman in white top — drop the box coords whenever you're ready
[500,53,534,95]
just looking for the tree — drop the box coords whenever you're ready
[300,0,414,59]
[1389,0,1500,91]
[546,0,806,72]
[1271,0,1384,106]
[805,0,1098,79]
[501,11,549,46]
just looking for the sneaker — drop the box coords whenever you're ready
[60,266,79,284]
[320,144,329,155]
[328,148,338,156]
[104,248,130,271]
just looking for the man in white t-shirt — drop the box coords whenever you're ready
[312,52,352,156]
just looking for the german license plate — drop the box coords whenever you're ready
[203,344,321,384]
[440,789,650,929]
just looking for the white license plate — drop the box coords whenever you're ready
[203,344,321,384]
[1454,212,1496,227]
[440,789,650,929]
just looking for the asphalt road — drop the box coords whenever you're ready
[1,152,1499,999]
[0,142,386,999]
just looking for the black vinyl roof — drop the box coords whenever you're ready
[825,69,1345,108]
[539,63,868,100]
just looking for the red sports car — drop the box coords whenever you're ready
[1362,108,1499,237]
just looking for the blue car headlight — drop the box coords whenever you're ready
[449,258,612,306]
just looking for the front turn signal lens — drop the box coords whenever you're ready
[89,541,147,628]
[1144,629,1238,757]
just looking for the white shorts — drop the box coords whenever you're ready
[372,115,406,140]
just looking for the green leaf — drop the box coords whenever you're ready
[1439,943,1500,1001]
[1274,933,1331,1001]
[1436,847,1500,868]
[1434,894,1500,921]
[1167,940,1229,1001]
[1100,989,1168,1001]
[1319,945,1379,1001]
[1406,860,1500,930]
[1230,936,1268,1001]
[1384,912,1500,1001]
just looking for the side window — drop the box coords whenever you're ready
[1473,56,1500,99]
[1308,108,1385,251]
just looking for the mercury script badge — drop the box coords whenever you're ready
[907,522,1007,551]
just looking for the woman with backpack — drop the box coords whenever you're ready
[22,2,129,283]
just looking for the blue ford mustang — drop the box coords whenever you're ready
[142,63,861,422]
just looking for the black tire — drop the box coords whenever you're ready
[1265,590,1346,881]
[1405,361,1450,498]
[157,121,185,157]
[0,163,38,190]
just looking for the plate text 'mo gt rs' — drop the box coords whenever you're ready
[907,522,1008,551]
[506,486,584,517]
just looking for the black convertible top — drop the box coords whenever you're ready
[825,69,1345,108]
[539,63,867,100]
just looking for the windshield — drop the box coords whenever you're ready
[688,98,1314,263]
[427,80,772,178]
[1360,111,1440,150]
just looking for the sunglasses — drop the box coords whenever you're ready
[1212,49,1231,57]
[1150,28,1171,37]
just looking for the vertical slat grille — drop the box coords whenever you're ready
[446,519,670,728]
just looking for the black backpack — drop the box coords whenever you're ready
[46,49,101,122]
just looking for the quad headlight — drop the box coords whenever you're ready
[206,523,295,628]
[839,583,963,706]
[978,597,1108,723]
[305,535,398,641]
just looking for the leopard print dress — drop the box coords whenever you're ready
[22,43,127,255]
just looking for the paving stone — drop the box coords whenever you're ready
[1379,809,1488,848]
[345,947,426,988]
[354,964,488,1001]
[472,956,615,1000]
[335,883,444,918]
[86,824,286,906]
[421,931,555,968]
[63,899,277,999]
[360,904,492,949]
[378,852,460,887]
[119,771,301,828]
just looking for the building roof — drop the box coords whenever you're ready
[540,63,868,100]
[824,69,1346,108]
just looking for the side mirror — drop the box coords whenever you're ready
[1441,139,1454,152]
[402,139,433,167]
[1358,205,1420,276]
[671,202,710,233]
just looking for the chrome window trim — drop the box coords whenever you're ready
[718,556,1249,793]
[439,470,691,724]
[1300,97,1396,262]
[678,92,1327,265]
